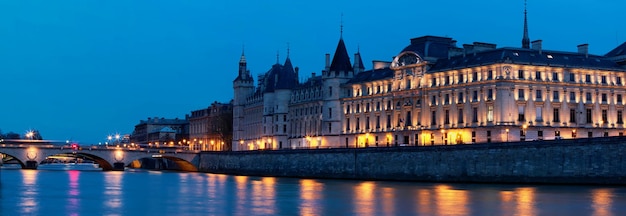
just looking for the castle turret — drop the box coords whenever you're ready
[233,51,254,151]
[322,35,354,146]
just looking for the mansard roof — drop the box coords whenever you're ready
[329,38,353,72]
[275,57,298,90]
[606,42,626,57]
[429,47,626,72]
[346,67,394,84]
[261,63,283,93]
[400,36,454,59]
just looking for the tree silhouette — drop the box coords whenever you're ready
[214,110,233,151]
[5,132,20,139]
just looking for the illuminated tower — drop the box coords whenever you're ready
[232,51,254,151]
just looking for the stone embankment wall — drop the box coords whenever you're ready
[198,137,626,184]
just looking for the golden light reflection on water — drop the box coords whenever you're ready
[382,187,395,215]
[234,175,249,216]
[249,177,277,215]
[515,187,536,216]
[500,190,516,214]
[20,170,39,215]
[592,189,613,216]
[434,185,469,216]
[103,172,123,210]
[353,181,376,216]
[66,170,80,214]
[416,189,433,215]
[299,179,323,216]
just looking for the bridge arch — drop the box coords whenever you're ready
[124,155,198,172]
[0,152,27,168]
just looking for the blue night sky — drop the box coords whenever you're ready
[0,0,624,144]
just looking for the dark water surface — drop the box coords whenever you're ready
[1,169,626,215]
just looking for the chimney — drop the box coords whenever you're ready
[472,42,497,52]
[295,67,299,82]
[325,53,330,69]
[577,44,589,57]
[531,40,542,54]
[312,72,316,77]
[448,47,464,59]
[372,60,391,70]
[463,44,474,57]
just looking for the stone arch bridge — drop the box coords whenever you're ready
[0,144,200,171]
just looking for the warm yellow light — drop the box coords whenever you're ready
[523,125,528,129]
[505,128,509,132]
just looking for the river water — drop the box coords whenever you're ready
[1,169,625,216]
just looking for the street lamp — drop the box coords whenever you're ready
[107,135,112,148]
[441,129,446,145]
[522,125,528,141]
[505,128,509,142]
[25,131,34,140]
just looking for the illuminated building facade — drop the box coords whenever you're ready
[130,117,189,146]
[233,8,626,150]
[188,101,233,151]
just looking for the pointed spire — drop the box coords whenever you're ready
[340,13,344,38]
[287,42,290,57]
[276,50,279,64]
[522,0,530,49]
[239,44,246,63]
[329,37,353,73]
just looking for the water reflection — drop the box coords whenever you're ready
[234,175,248,216]
[434,185,469,216]
[103,172,124,213]
[20,170,39,215]
[381,187,395,215]
[416,189,433,215]
[66,170,80,215]
[2,170,625,216]
[299,179,323,216]
[250,177,276,215]
[515,187,536,216]
[592,189,613,216]
[353,181,376,216]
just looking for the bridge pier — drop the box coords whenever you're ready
[24,160,38,170]
[112,162,125,171]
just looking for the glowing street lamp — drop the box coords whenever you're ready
[107,135,113,147]
[505,128,509,142]
[25,131,34,140]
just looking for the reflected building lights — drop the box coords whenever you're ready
[353,182,376,216]
[515,187,536,216]
[250,177,276,215]
[382,187,396,215]
[434,185,469,216]
[591,189,613,216]
[234,175,249,216]
[299,179,323,216]
[416,189,433,215]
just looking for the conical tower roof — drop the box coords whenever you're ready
[329,38,353,72]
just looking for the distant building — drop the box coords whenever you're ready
[233,5,626,150]
[188,101,233,151]
[130,117,189,147]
